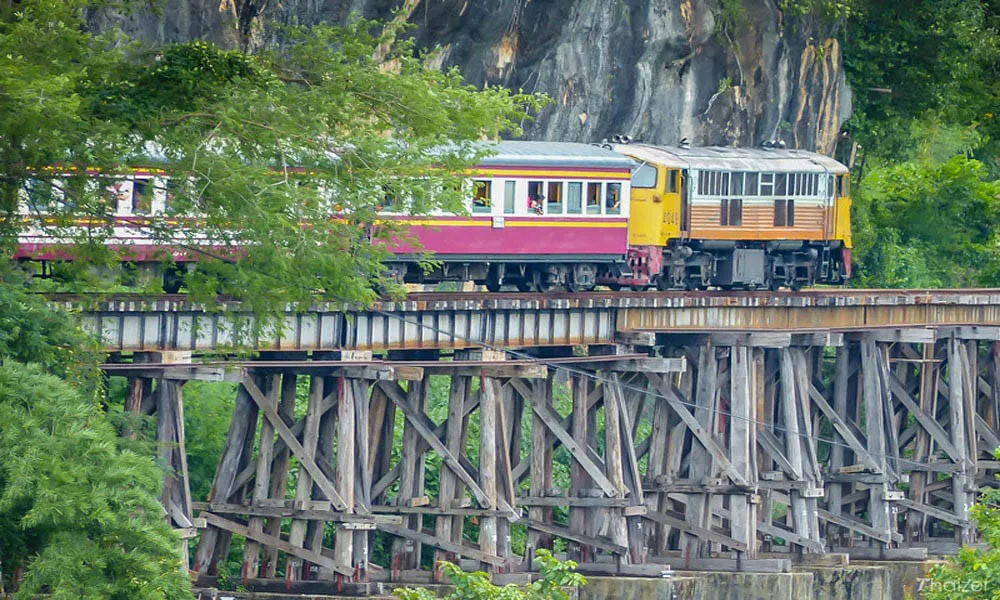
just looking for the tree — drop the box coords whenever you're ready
[0,283,191,599]
[2,1,542,313]
[850,153,1000,288]
[924,450,1000,598]
[393,550,586,600]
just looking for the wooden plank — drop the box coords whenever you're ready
[522,519,627,555]
[529,393,618,497]
[333,377,356,571]
[896,498,969,526]
[817,509,900,544]
[641,508,748,552]
[377,379,490,507]
[887,371,962,462]
[729,346,757,555]
[808,381,882,473]
[603,374,630,552]
[203,512,352,577]
[242,375,279,580]
[378,524,504,567]
[261,372,297,578]
[652,375,748,486]
[243,375,347,511]
[478,376,500,567]
[756,521,824,554]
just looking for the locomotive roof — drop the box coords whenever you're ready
[478,141,636,169]
[613,143,849,174]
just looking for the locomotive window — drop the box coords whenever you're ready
[732,172,744,196]
[837,175,851,197]
[827,175,835,198]
[606,183,622,215]
[775,173,787,195]
[132,180,151,214]
[774,199,795,226]
[669,170,678,193]
[632,163,658,189]
[586,182,602,214]
[759,173,773,195]
[472,180,492,213]
[721,198,742,226]
[567,182,583,214]
[503,181,516,215]
[721,172,730,196]
[547,181,564,215]
[790,173,799,195]
[745,172,759,195]
[697,173,706,195]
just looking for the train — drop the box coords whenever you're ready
[13,140,852,292]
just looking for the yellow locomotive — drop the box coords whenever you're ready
[600,141,852,290]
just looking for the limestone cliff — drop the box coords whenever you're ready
[102,0,852,154]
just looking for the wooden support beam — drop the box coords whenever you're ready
[378,524,504,567]
[203,512,352,577]
[522,519,627,555]
[641,508,748,552]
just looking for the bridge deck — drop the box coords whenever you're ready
[63,289,1000,352]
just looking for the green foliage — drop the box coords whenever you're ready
[851,153,1000,287]
[0,362,191,599]
[394,550,586,600]
[843,0,1000,165]
[925,449,1000,598]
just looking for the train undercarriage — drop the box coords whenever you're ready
[598,241,850,291]
[20,241,850,293]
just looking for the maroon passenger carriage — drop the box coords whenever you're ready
[13,142,634,292]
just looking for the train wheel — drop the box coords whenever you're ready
[516,279,536,292]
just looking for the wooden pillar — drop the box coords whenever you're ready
[779,348,811,548]
[393,378,428,572]
[644,369,671,557]
[156,378,193,569]
[860,339,891,545]
[479,376,500,570]
[526,377,554,563]
[683,344,717,558]
[285,375,324,582]
[570,373,594,562]
[242,374,279,581]
[333,377,356,577]
[435,375,469,571]
[495,381,518,571]
[193,379,259,575]
[353,379,372,581]
[950,337,974,544]
[729,345,757,557]
[602,374,629,558]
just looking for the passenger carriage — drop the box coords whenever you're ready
[381,141,633,292]
[13,141,634,293]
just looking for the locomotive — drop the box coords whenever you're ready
[13,140,852,292]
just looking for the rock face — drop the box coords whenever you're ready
[105,0,851,154]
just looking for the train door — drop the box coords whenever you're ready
[679,170,690,238]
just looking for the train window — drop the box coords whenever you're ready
[382,185,403,212]
[547,181,564,215]
[759,173,773,195]
[25,178,53,211]
[697,173,706,195]
[132,180,151,214]
[732,172,744,196]
[567,182,583,214]
[528,180,545,214]
[606,183,622,215]
[632,163,658,189]
[775,173,787,195]
[669,170,678,193]
[503,181,516,214]
[721,172,730,196]
[720,198,743,226]
[774,199,795,226]
[586,182,602,214]
[837,174,851,197]
[745,173,758,195]
[472,180,491,213]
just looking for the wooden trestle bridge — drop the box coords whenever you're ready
[68,289,1000,593]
